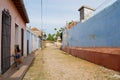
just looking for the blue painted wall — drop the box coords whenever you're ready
[63,0,120,47]
[27,30,32,54]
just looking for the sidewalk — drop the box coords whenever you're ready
[0,49,39,80]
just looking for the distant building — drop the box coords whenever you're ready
[0,0,29,74]
[31,27,43,48]
[26,27,42,55]
[31,27,43,37]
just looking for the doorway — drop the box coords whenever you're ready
[21,28,24,56]
[1,10,11,74]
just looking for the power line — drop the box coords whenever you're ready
[95,0,114,10]
[41,0,43,30]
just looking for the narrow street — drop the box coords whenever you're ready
[23,43,120,80]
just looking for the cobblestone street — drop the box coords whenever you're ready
[23,43,120,80]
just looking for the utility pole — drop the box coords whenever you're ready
[41,0,43,30]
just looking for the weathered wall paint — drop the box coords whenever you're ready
[63,0,120,47]
[27,28,41,54]
[0,0,28,73]
[62,47,120,71]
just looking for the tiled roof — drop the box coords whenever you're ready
[31,27,43,36]
[66,21,78,29]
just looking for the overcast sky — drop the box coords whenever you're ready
[24,0,116,34]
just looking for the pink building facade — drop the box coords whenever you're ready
[0,0,29,74]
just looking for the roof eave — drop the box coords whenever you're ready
[78,5,95,11]
[12,0,29,23]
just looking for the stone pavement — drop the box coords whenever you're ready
[0,49,40,80]
[23,44,120,80]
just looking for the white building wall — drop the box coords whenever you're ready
[84,8,94,22]
[29,32,32,53]
[26,27,41,54]
[24,29,27,56]
[33,35,35,50]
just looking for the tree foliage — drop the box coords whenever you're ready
[47,34,55,41]
[47,27,64,41]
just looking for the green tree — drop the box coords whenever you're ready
[54,28,57,31]
[47,34,55,41]
[47,27,64,41]
[54,27,64,41]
